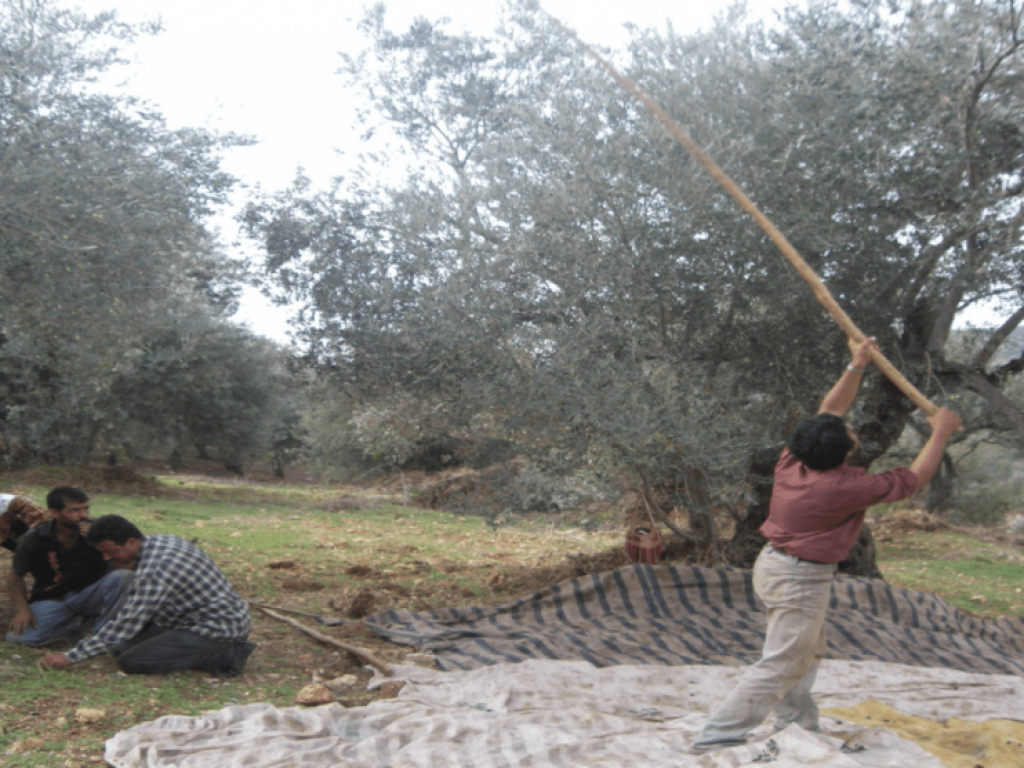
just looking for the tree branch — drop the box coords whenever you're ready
[963,370,1024,437]
[973,304,1024,369]
[897,226,970,317]
[257,605,394,676]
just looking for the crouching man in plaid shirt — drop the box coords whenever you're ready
[40,515,255,676]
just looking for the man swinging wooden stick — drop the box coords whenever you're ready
[532,4,964,751]
[695,339,960,750]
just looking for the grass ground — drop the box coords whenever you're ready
[1,471,1022,767]
[876,530,1024,616]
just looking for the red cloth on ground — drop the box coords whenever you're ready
[759,448,920,563]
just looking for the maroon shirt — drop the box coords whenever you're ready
[759,448,920,563]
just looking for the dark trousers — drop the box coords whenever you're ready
[113,624,251,676]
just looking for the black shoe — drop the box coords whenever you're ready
[222,641,257,677]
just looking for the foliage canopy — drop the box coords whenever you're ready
[246,0,1024,558]
[0,0,292,470]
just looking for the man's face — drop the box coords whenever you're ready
[54,500,90,531]
[94,538,141,569]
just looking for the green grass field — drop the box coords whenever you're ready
[1,474,1021,767]
[877,530,1024,617]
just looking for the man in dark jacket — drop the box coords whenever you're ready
[6,487,130,646]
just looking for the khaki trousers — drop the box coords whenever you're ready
[695,545,835,749]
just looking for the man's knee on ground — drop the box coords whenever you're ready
[115,657,143,674]
[114,648,160,675]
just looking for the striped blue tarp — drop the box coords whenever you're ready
[364,563,1024,675]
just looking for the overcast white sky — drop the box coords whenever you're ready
[63,0,800,342]
[71,0,784,190]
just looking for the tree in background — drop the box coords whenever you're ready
[0,0,290,470]
[107,312,302,474]
[247,0,1024,572]
[633,0,1024,537]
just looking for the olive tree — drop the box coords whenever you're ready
[247,0,1024,573]
[0,0,256,466]
[106,310,301,473]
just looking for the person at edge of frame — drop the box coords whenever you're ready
[0,493,49,552]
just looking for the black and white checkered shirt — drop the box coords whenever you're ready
[66,534,249,663]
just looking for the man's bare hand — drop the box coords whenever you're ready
[928,407,962,439]
[40,653,73,670]
[848,337,880,370]
[9,608,35,635]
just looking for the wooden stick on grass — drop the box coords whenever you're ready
[256,605,394,677]
[535,4,939,416]
[249,600,338,622]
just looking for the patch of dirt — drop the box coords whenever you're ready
[418,467,495,510]
[344,588,378,619]
[2,455,324,489]
[960,513,1024,552]
[344,565,377,579]
[379,582,411,597]
[482,549,629,596]
[872,508,952,538]
[132,456,323,485]
[281,578,325,592]
[4,465,171,497]
[371,470,432,494]
[320,495,377,512]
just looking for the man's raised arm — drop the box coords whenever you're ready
[819,337,880,417]
[908,408,962,486]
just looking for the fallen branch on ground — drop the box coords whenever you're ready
[256,605,394,677]
[249,601,340,623]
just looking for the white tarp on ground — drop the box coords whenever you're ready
[104,658,1024,767]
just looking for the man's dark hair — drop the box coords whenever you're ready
[787,414,854,471]
[47,486,89,512]
[86,515,144,546]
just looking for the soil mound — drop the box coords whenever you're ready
[3,465,169,497]
[874,509,952,538]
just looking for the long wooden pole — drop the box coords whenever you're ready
[538,8,939,416]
